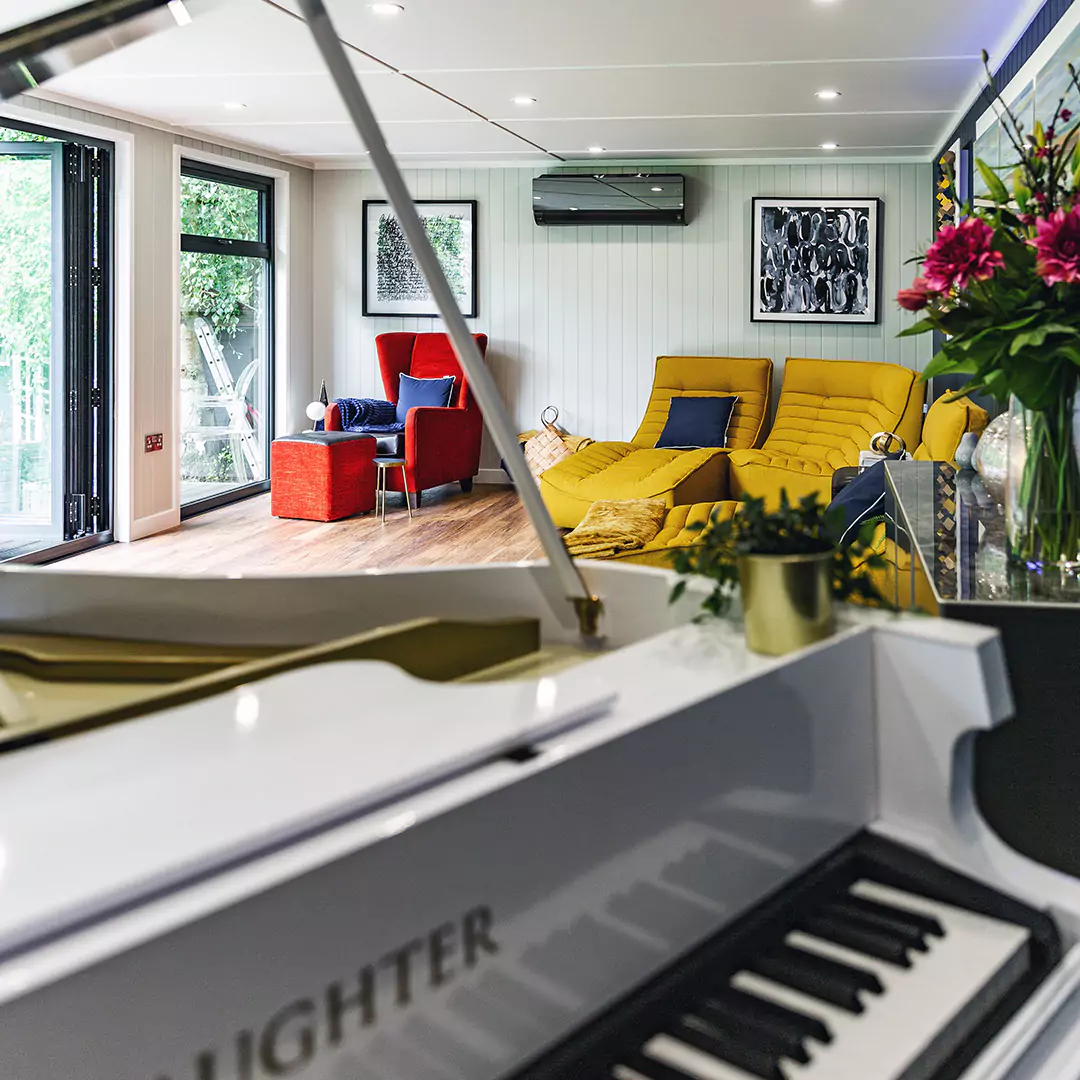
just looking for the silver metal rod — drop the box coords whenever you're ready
[296,0,597,615]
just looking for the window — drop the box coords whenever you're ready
[0,122,111,563]
[180,162,273,515]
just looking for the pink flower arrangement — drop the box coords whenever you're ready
[896,277,936,312]
[919,217,1005,293]
[1030,206,1080,285]
[897,53,1080,568]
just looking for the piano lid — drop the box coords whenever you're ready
[0,657,615,961]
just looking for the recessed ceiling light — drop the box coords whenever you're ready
[569,207,579,211]
[821,142,839,150]
[533,195,541,200]
[369,2,405,14]
[223,102,247,110]
[512,96,537,106]
[587,146,605,154]
[815,89,841,100]
[167,0,193,26]
[651,186,663,192]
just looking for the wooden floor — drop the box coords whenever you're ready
[56,484,545,575]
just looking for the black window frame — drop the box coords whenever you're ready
[179,159,275,519]
[0,116,114,565]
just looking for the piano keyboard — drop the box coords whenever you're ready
[514,834,1061,1080]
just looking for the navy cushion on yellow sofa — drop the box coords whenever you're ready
[656,395,737,450]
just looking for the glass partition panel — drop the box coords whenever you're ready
[0,142,62,556]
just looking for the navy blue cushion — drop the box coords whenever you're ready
[829,460,888,545]
[397,374,455,423]
[655,395,737,450]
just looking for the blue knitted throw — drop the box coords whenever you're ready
[335,397,398,430]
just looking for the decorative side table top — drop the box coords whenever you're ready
[885,461,1080,608]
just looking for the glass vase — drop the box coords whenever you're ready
[1006,384,1080,571]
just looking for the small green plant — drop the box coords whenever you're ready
[668,492,889,618]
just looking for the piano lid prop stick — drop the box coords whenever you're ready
[296,0,603,640]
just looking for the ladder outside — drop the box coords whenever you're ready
[189,317,263,481]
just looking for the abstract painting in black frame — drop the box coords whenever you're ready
[751,197,882,324]
[362,199,478,318]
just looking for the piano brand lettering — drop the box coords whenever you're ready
[155,906,498,1080]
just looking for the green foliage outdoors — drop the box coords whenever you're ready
[0,145,54,506]
[0,128,54,144]
[669,492,888,619]
[179,176,268,488]
[180,176,262,337]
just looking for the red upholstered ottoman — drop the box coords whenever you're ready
[271,432,377,521]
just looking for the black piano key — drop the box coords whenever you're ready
[692,1002,811,1064]
[840,892,946,939]
[672,1017,784,1080]
[801,911,913,968]
[822,899,931,952]
[748,943,881,1013]
[618,1051,697,1080]
[704,986,832,1048]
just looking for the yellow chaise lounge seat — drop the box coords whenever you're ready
[585,394,990,571]
[728,357,925,508]
[540,355,773,528]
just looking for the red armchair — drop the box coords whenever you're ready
[327,332,487,506]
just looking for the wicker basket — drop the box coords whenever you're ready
[520,408,591,482]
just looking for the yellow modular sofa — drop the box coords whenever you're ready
[599,393,989,571]
[540,355,773,528]
[728,357,926,507]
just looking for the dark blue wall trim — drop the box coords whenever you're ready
[939,0,1077,156]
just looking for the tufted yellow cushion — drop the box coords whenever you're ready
[729,358,925,507]
[633,355,773,450]
[912,395,990,463]
[541,356,773,528]
[541,442,726,528]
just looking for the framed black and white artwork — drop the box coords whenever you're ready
[362,200,478,318]
[751,198,882,324]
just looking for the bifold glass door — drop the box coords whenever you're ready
[0,126,111,563]
[180,162,273,515]
[0,142,63,556]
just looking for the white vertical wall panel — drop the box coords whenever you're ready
[314,162,934,471]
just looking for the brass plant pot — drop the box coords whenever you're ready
[737,550,835,656]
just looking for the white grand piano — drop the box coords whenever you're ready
[3,5,1080,1080]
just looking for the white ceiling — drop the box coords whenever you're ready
[1,0,1043,166]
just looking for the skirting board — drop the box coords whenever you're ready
[125,508,181,543]
[477,469,512,486]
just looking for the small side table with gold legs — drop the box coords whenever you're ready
[374,457,414,523]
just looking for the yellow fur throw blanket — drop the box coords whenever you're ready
[563,499,668,559]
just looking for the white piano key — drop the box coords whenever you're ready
[849,879,981,925]
[643,1033,759,1080]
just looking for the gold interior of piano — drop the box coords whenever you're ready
[0,619,601,752]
